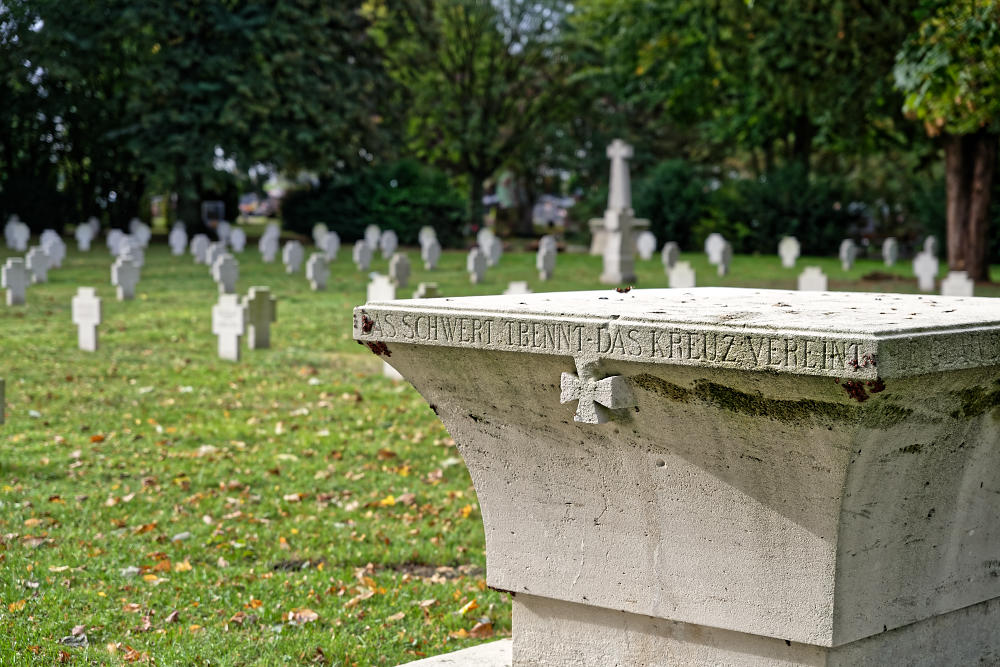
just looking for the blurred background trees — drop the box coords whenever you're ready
[1,0,998,269]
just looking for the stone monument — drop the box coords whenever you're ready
[797,266,828,291]
[244,287,277,349]
[636,231,657,261]
[25,247,49,284]
[536,246,555,281]
[778,236,801,268]
[355,287,1000,666]
[110,255,139,301]
[421,237,441,271]
[941,271,974,297]
[668,261,696,288]
[321,231,340,261]
[913,252,939,292]
[71,287,101,351]
[379,230,399,260]
[282,240,304,274]
[882,237,898,266]
[305,253,329,291]
[229,228,247,253]
[211,294,246,361]
[661,242,679,271]
[467,248,487,284]
[2,258,28,306]
[212,253,239,294]
[169,225,188,256]
[353,240,373,272]
[389,252,411,288]
[839,239,857,271]
[596,139,649,284]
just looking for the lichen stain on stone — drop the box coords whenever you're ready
[630,375,913,427]
[950,386,1000,419]
[364,340,391,357]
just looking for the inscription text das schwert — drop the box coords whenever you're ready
[362,311,864,371]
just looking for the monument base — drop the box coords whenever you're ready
[398,639,512,666]
[513,594,1000,667]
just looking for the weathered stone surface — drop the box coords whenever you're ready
[355,287,1000,664]
[398,639,512,666]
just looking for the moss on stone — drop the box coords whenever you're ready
[630,374,691,402]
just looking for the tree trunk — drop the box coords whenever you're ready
[944,130,996,282]
[791,114,816,174]
[513,174,536,237]
[469,174,486,235]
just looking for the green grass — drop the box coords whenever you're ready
[0,243,998,666]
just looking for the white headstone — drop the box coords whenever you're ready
[379,230,398,260]
[924,236,938,257]
[169,226,188,256]
[839,239,857,271]
[412,282,439,299]
[2,258,28,306]
[320,231,340,261]
[717,241,733,276]
[71,287,102,351]
[75,224,94,252]
[40,229,59,247]
[110,255,139,300]
[305,253,329,291]
[482,235,503,267]
[389,252,411,288]
[504,281,532,295]
[190,234,210,264]
[537,246,555,281]
[778,236,801,269]
[43,235,66,269]
[367,273,395,302]
[661,241,679,271]
[258,233,278,262]
[476,228,495,250]
[87,216,100,235]
[705,233,726,266]
[353,240,373,272]
[229,228,246,253]
[467,248,487,284]
[131,220,152,248]
[539,235,558,254]
[282,241,304,274]
[882,237,898,266]
[607,138,633,211]
[107,229,125,256]
[636,231,657,261]
[419,226,437,248]
[421,237,441,270]
[913,252,939,292]
[216,220,232,245]
[312,223,329,246]
[119,235,144,268]
[364,224,381,250]
[668,261,696,288]
[205,242,225,270]
[212,253,239,294]
[4,216,19,249]
[11,222,28,252]
[25,246,49,283]
[941,271,974,297]
[797,266,828,291]
[211,294,246,361]
[244,286,277,349]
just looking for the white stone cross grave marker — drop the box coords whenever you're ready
[364,224,381,250]
[169,225,188,256]
[504,281,532,295]
[365,275,402,379]
[312,223,328,246]
[244,286,277,349]
[229,227,246,253]
[778,236,800,268]
[607,139,633,211]
[282,240,304,274]
[75,224,94,252]
[924,235,938,257]
[705,233,726,266]
[305,253,329,291]
[559,359,636,424]
[476,227,495,250]
[107,229,125,255]
[353,240,372,272]
[482,235,503,267]
[190,234,210,264]
[913,252,939,292]
[941,271,974,297]
[212,253,239,294]
[2,258,28,305]
[258,233,278,262]
[539,235,557,254]
[111,255,139,300]
[797,266,828,291]
[216,221,231,245]
[43,235,66,269]
[379,229,398,260]
[205,242,224,270]
[839,239,857,271]
[661,241,679,271]
[131,220,151,248]
[86,216,100,235]
[71,287,102,351]
[717,241,733,276]
[320,231,340,261]
[537,246,555,281]
[211,294,246,361]
[412,282,439,299]
[882,237,899,266]
[4,216,19,249]
[389,252,411,288]
[120,236,144,268]
[669,261,696,288]
[636,231,657,260]
[596,138,648,284]
[421,237,441,270]
[467,248,487,284]
[25,246,49,283]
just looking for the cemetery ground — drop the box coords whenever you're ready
[2,244,1000,666]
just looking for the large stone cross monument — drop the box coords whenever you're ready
[357,287,1000,666]
[590,139,649,284]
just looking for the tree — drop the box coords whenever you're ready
[894,0,1000,281]
[374,0,576,231]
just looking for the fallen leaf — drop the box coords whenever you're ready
[173,559,192,572]
[286,608,319,625]
[165,610,180,624]
[458,599,478,615]
[8,599,25,612]
[449,628,469,639]
[122,602,142,613]
[90,434,105,443]
[59,633,88,647]
[470,619,494,638]
[386,611,405,622]
[378,495,396,507]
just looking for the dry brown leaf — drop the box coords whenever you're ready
[470,620,494,638]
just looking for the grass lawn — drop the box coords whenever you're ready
[1,241,998,666]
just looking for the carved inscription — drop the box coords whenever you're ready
[358,311,870,373]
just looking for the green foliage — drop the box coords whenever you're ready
[894,0,1000,136]
[633,159,711,250]
[282,160,466,247]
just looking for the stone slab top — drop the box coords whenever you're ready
[354,287,1000,380]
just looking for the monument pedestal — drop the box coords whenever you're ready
[356,288,1000,666]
